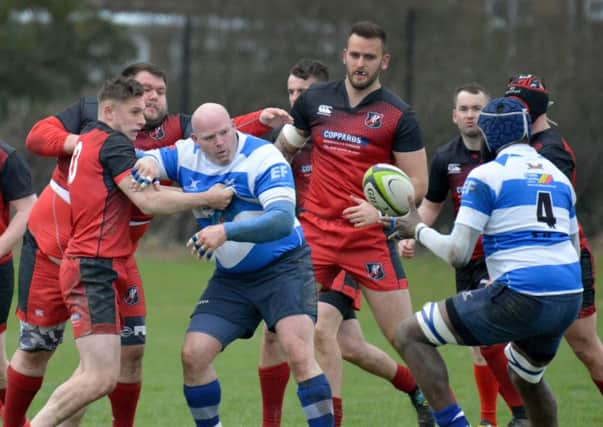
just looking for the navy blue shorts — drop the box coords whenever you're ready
[187,245,317,347]
[447,282,582,363]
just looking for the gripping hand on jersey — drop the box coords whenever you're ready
[202,184,235,210]
[131,157,161,191]
[187,224,227,261]
[379,195,422,240]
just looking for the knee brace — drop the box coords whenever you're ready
[505,343,547,384]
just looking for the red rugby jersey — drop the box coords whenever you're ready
[65,122,135,258]
[290,80,423,219]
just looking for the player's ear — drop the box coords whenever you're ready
[101,101,114,123]
[452,108,458,125]
[342,48,347,65]
[380,53,391,71]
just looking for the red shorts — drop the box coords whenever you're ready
[18,231,146,329]
[300,211,408,309]
[60,257,129,338]
[28,184,71,260]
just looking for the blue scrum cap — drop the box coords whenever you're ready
[478,97,531,154]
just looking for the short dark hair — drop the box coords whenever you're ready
[349,21,387,46]
[453,82,489,107]
[98,76,144,103]
[289,59,329,82]
[121,62,167,85]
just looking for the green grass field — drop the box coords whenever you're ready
[6,247,603,426]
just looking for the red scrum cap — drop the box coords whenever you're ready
[504,74,549,122]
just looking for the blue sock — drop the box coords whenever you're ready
[433,403,469,427]
[296,374,334,427]
[183,380,222,427]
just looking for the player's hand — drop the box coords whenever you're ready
[398,239,416,258]
[342,194,381,227]
[259,108,293,128]
[379,196,421,239]
[186,224,226,261]
[131,157,161,191]
[202,184,234,210]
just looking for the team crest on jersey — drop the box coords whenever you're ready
[364,112,384,129]
[185,177,202,191]
[124,286,139,305]
[149,125,165,140]
[366,262,385,280]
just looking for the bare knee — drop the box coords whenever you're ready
[314,323,337,353]
[120,344,145,380]
[394,318,424,355]
[181,341,206,375]
[85,370,119,398]
[338,334,364,364]
[12,349,54,377]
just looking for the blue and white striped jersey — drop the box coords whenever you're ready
[145,131,305,273]
[455,144,581,295]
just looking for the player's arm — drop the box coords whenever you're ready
[26,116,79,156]
[26,97,96,157]
[0,195,37,258]
[274,124,310,162]
[414,222,480,267]
[232,108,293,137]
[103,135,232,214]
[117,178,233,215]
[394,149,428,202]
[226,200,295,243]
[417,198,444,227]
[383,197,479,267]
[0,151,37,257]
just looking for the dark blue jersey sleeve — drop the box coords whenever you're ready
[56,96,98,134]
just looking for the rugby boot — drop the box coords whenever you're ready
[507,416,530,427]
[408,387,436,427]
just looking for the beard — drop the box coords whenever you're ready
[347,69,380,91]
[143,109,168,130]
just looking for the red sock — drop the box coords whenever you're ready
[259,362,290,427]
[593,377,603,396]
[333,396,343,427]
[390,364,417,393]
[480,344,524,409]
[4,366,42,427]
[108,382,141,427]
[474,363,498,425]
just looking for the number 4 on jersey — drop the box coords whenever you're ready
[536,191,556,228]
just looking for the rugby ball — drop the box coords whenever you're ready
[362,163,415,216]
